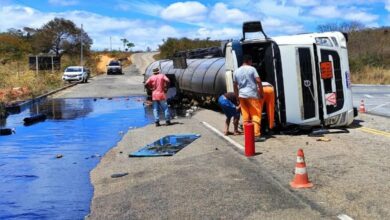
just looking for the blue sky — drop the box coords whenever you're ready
[1,0,389,50]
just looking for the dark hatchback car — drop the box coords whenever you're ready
[107,60,123,75]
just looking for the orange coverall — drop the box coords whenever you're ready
[261,83,275,129]
[239,97,263,137]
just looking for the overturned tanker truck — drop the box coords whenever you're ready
[145,21,357,129]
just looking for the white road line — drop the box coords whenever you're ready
[364,94,373,98]
[367,102,390,112]
[337,214,354,220]
[201,121,245,152]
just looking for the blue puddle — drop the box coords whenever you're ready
[0,97,154,219]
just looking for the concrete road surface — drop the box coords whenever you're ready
[352,84,390,117]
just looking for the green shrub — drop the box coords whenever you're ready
[158,37,220,59]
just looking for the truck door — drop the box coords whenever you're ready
[224,42,239,92]
[314,38,345,121]
[267,43,286,126]
[297,47,318,122]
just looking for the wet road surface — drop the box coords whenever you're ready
[0,97,153,219]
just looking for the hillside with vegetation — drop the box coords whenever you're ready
[347,28,389,84]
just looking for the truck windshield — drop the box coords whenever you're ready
[66,68,82,72]
[109,62,120,66]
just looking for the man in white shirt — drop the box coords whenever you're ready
[233,55,265,142]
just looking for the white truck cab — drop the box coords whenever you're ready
[224,21,355,128]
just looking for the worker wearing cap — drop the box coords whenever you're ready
[261,82,275,130]
[145,68,172,127]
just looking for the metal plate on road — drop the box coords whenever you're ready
[129,134,201,157]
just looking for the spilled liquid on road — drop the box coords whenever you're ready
[0,97,154,219]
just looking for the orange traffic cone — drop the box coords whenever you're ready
[290,149,313,189]
[359,100,366,113]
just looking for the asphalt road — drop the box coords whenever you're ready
[52,65,145,99]
[352,84,390,117]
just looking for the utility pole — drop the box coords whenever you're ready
[80,24,83,66]
[51,55,54,73]
[110,36,112,51]
[35,55,39,76]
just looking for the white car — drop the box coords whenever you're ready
[62,66,90,83]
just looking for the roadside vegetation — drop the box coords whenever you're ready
[156,37,220,60]
[348,28,389,84]
[0,18,92,105]
[0,18,135,107]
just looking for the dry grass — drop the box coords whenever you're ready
[351,66,390,85]
[0,63,65,103]
[0,52,132,104]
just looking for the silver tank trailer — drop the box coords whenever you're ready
[144,58,227,98]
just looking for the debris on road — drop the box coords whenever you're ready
[129,134,201,157]
[0,128,15,136]
[23,113,47,126]
[111,172,128,178]
[316,137,331,142]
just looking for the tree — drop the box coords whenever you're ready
[120,38,129,51]
[0,33,31,64]
[120,38,135,51]
[158,37,220,59]
[317,21,365,33]
[126,42,135,51]
[31,18,92,57]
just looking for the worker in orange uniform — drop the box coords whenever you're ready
[261,82,275,130]
[233,55,265,142]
